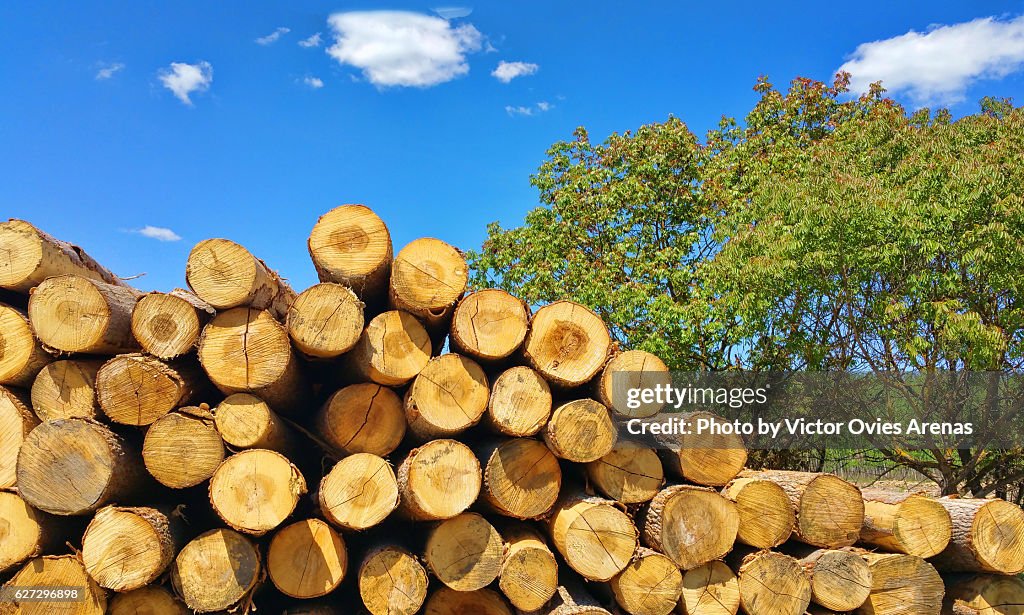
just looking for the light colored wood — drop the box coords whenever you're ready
[486,365,552,436]
[523,301,612,387]
[790,547,872,612]
[610,547,683,615]
[734,550,811,615]
[30,359,102,421]
[17,418,142,515]
[641,485,738,571]
[677,561,740,615]
[857,552,944,615]
[131,289,214,359]
[81,506,177,592]
[319,453,399,531]
[358,545,428,615]
[209,448,307,536]
[267,518,347,599]
[586,444,665,504]
[597,350,671,418]
[478,438,561,519]
[660,411,748,487]
[28,275,140,354]
[1,386,36,489]
[396,439,481,521]
[859,488,951,558]
[214,392,296,453]
[425,512,503,591]
[738,469,863,548]
[405,353,489,439]
[449,289,530,361]
[498,523,558,612]
[316,383,405,457]
[544,398,617,463]
[108,585,188,615]
[389,237,468,328]
[5,554,107,615]
[550,493,639,581]
[548,582,615,614]
[198,307,309,412]
[0,304,49,387]
[0,219,125,292]
[932,497,1024,574]
[943,573,1024,615]
[185,238,296,319]
[142,406,224,488]
[170,528,260,613]
[347,310,432,386]
[722,476,795,549]
[308,204,393,301]
[96,354,213,426]
[0,491,59,573]
[424,587,513,615]
[286,282,364,358]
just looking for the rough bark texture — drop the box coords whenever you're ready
[930,496,1024,574]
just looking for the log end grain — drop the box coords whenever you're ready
[643,485,738,571]
[108,585,188,615]
[586,444,665,505]
[486,366,552,436]
[30,359,101,421]
[185,238,262,310]
[397,439,481,521]
[131,290,212,359]
[804,549,872,611]
[450,289,529,361]
[143,408,225,489]
[209,449,307,536]
[610,549,683,615]
[498,526,558,611]
[481,438,561,519]
[664,412,748,487]
[424,587,513,615]
[358,545,428,615]
[287,282,364,358]
[544,398,617,463]
[317,383,405,456]
[860,552,944,615]
[598,349,671,418]
[28,275,139,354]
[349,310,431,386]
[523,301,611,388]
[405,353,489,439]
[0,492,48,573]
[551,495,638,581]
[797,474,864,548]
[679,560,740,615]
[0,386,36,489]
[319,453,399,531]
[389,237,467,320]
[171,528,260,613]
[268,518,347,599]
[308,204,392,298]
[6,555,107,615]
[81,506,175,592]
[425,512,503,592]
[0,304,49,387]
[723,477,795,549]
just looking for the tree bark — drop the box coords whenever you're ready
[0,218,126,292]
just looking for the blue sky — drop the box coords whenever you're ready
[4,1,1024,292]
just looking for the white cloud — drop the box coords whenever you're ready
[304,76,324,89]
[95,63,124,80]
[839,15,1024,104]
[134,226,182,242]
[492,60,538,83]
[298,32,322,48]
[326,11,483,87]
[158,61,213,106]
[433,6,473,19]
[256,27,290,45]
[505,101,552,116]
[537,101,552,111]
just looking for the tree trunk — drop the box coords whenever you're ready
[721,475,795,549]
[942,573,1024,615]
[596,349,671,418]
[859,488,952,558]
[730,549,811,615]
[308,204,393,302]
[214,392,298,454]
[81,505,181,591]
[677,560,740,615]
[0,304,49,387]
[316,383,405,457]
[522,300,612,388]
[185,238,296,320]
[346,310,432,386]
[131,289,214,359]
[1,385,36,489]
[786,546,872,612]
[96,353,215,426]
[5,555,107,615]
[30,359,102,421]
[286,282,364,359]
[641,485,738,571]
[267,518,348,599]
[930,496,1024,574]
[497,522,558,612]
[142,406,225,489]
[609,547,683,615]
[28,275,141,354]
[208,449,307,536]
[0,218,125,292]
[485,366,552,436]
[389,237,468,330]
[108,585,188,615]
[396,439,481,521]
[477,438,561,520]
[449,289,530,362]
[405,353,489,439]
[586,444,665,504]
[548,580,615,615]
[358,545,429,615]
[857,552,944,615]
[0,491,63,573]
[544,398,617,463]
[424,587,513,615]
[550,493,639,582]
[319,452,399,531]
[171,528,261,613]
[658,411,748,487]
[424,512,503,592]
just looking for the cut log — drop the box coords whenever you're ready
[859,488,951,558]
[522,301,612,388]
[0,218,125,292]
[943,573,1024,615]
[405,353,489,439]
[28,275,140,354]
[497,523,558,612]
[142,406,224,489]
[610,547,683,615]
[17,418,143,515]
[586,444,665,504]
[347,310,432,386]
[548,580,615,614]
[185,238,296,319]
[81,506,179,592]
[0,491,61,573]
[930,497,1024,574]
[732,550,811,615]
[738,469,863,548]
[5,554,107,615]
[544,398,617,463]
[424,587,513,615]
[308,204,393,301]
[316,383,405,457]
[131,289,215,359]
[209,449,307,536]
[267,518,348,599]
[678,560,740,615]
[170,528,260,613]
[550,493,639,581]
[319,453,399,531]
[0,304,49,387]
[721,475,795,549]
[396,439,481,521]
[486,365,552,436]
[358,545,429,615]
[198,307,309,412]
[108,585,188,615]
[389,237,468,328]
[449,289,530,361]
[214,393,297,453]
[424,512,503,591]
[641,485,738,571]
[1,386,36,489]
[30,359,102,421]
[597,349,672,418]
[659,411,748,487]
[286,282,364,359]
[858,552,944,615]
[478,438,561,520]
[96,354,214,426]
[788,547,872,612]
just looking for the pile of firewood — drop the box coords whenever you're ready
[1,206,1023,615]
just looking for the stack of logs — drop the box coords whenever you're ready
[1,207,1023,615]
